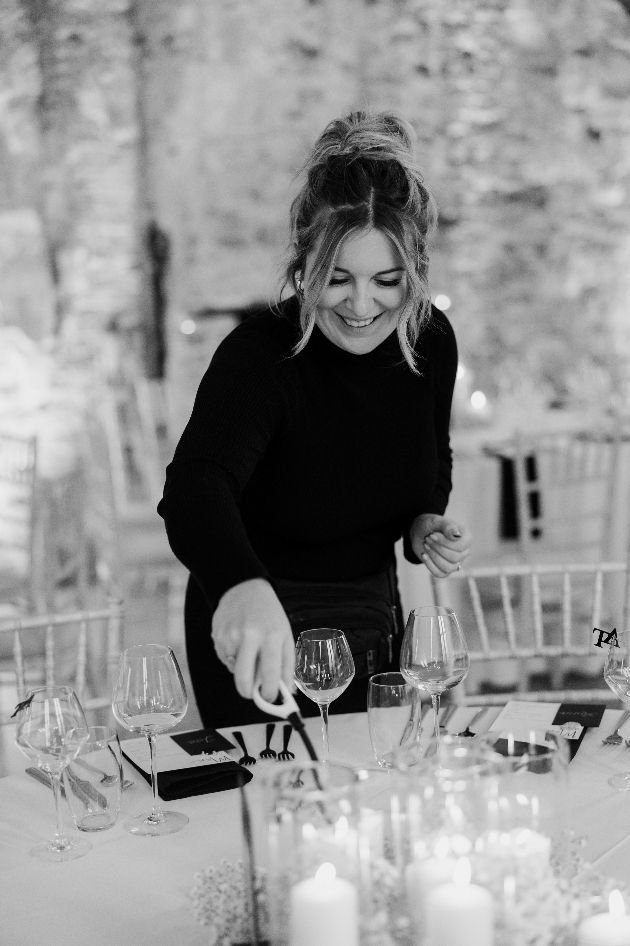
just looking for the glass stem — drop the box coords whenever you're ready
[51,771,69,849]
[147,733,164,823]
[319,704,330,761]
[431,693,441,741]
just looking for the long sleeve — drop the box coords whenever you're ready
[158,326,291,604]
[402,308,458,564]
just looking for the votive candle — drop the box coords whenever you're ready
[578,891,630,946]
[425,857,494,946]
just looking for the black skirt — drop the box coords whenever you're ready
[184,563,405,729]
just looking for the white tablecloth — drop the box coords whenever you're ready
[2,708,630,946]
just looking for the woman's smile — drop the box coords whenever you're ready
[306,228,406,355]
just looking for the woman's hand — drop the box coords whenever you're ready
[410,513,472,578]
[211,578,295,702]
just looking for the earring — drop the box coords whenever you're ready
[296,278,304,297]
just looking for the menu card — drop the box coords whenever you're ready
[121,728,252,799]
[488,700,605,760]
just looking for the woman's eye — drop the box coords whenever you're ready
[375,280,402,288]
[328,278,348,287]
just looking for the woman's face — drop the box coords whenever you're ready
[307,228,406,355]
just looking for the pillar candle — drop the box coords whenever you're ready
[289,862,359,946]
[425,857,494,946]
[405,837,457,938]
[578,892,630,946]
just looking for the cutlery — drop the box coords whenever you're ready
[232,731,257,766]
[74,755,134,790]
[259,723,277,759]
[601,710,630,745]
[291,769,304,789]
[27,767,68,797]
[27,766,106,807]
[439,703,458,734]
[278,724,295,761]
[457,707,489,738]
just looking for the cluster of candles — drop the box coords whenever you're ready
[287,820,630,946]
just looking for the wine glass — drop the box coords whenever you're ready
[294,628,355,760]
[14,685,91,861]
[112,643,188,835]
[399,606,469,743]
[603,630,630,790]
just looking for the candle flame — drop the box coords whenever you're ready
[453,857,471,887]
[610,890,625,917]
[507,733,515,756]
[315,863,336,884]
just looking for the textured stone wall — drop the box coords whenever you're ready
[0,0,139,342]
[0,0,629,410]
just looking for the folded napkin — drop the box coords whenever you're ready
[122,728,253,800]
[122,756,253,800]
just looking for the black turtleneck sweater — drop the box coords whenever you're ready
[158,296,457,609]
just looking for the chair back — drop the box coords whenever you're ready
[432,560,630,704]
[510,429,620,562]
[0,599,123,725]
[0,433,42,611]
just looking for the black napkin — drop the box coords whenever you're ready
[122,728,253,800]
[122,753,253,800]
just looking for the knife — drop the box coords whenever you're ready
[26,766,67,797]
[26,766,108,808]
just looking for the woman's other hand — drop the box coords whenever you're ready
[410,513,472,578]
[211,578,295,702]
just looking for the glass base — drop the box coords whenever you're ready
[124,810,189,836]
[608,772,630,791]
[30,836,92,862]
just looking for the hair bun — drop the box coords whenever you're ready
[316,111,416,168]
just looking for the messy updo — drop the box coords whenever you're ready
[281,111,438,373]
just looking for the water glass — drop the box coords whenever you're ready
[64,726,123,832]
[367,672,419,766]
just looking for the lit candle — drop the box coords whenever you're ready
[578,891,630,946]
[359,807,384,859]
[405,836,457,938]
[289,862,359,946]
[484,828,550,871]
[425,857,494,946]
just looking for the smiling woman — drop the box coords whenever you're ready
[158,111,472,728]
[308,229,405,355]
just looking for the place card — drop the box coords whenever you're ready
[488,700,605,760]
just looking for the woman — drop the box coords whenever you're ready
[158,111,472,728]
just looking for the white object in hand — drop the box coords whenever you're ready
[289,862,359,946]
[425,857,494,946]
[578,891,630,946]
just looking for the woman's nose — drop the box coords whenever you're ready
[349,284,372,317]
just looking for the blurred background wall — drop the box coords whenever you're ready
[1,0,630,434]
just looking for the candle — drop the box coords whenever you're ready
[425,857,494,946]
[359,807,384,859]
[578,891,630,946]
[289,862,359,946]
[484,828,551,871]
[405,836,457,937]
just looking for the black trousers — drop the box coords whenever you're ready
[184,568,405,730]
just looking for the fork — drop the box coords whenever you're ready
[278,724,295,761]
[232,731,257,766]
[457,707,488,738]
[74,755,134,790]
[602,709,630,746]
[259,723,277,759]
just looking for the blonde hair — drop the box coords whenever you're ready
[281,111,437,373]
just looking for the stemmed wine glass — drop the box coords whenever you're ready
[112,643,188,835]
[294,628,355,760]
[14,685,91,861]
[399,606,469,743]
[603,630,630,790]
